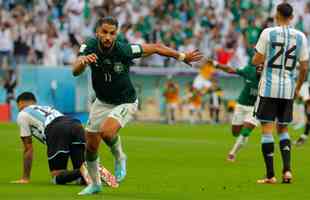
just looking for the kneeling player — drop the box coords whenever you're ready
[208,60,261,161]
[12,92,117,187]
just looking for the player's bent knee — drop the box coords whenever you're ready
[276,124,288,133]
[85,133,101,152]
[262,122,273,133]
[86,142,99,153]
[86,139,100,152]
[100,118,121,139]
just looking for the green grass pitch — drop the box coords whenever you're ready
[1,122,310,200]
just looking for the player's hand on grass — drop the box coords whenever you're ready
[11,178,30,184]
[183,49,204,66]
[79,53,97,65]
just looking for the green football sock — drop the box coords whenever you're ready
[86,149,98,162]
[240,127,253,137]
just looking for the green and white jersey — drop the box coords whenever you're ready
[236,65,260,106]
[79,37,143,105]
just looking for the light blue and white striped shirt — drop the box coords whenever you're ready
[255,26,309,99]
[17,105,63,144]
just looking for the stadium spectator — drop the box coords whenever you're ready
[3,69,17,104]
[163,79,180,124]
[0,21,13,69]
[0,0,309,69]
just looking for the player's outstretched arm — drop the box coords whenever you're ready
[252,52,265,67]
[205,59,236,74]
[11,137,33,184]
[72,53,97,76]
[295,60,308,98]
[141,43,203,65]
[252,29,267,67]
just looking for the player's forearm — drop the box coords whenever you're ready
[252,52,265,66]
[296,61,308,92]
[216,64,236,74]
[142,43,180,60]
[22,149,33,179]
[72,58,87,76]
[155,44,181,59]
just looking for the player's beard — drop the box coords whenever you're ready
[99,40,115,53]
[103,40,113,48]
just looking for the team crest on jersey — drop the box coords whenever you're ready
[79,44,87,53]
[114,63,124,73]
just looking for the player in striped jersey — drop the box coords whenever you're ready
[252,3,309,184]
[12,92,118,187]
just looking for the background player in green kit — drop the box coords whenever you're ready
[72,17,203,195]
[207,59,262,162]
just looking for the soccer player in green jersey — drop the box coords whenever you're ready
[72,17,203,195]
[207,59,262,162]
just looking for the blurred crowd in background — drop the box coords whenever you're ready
[1,0,310,71]
[1,0,310,105]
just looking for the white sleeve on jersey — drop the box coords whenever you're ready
[17,111,31,137]
[255,29,269,56]
[299,33,309,62]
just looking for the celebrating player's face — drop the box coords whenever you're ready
[96,23,117,48]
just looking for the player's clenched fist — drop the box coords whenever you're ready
[78,53,97,65]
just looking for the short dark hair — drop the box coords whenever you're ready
[277,3,293,18]
[96,17,119,29]
[16,92,37,103]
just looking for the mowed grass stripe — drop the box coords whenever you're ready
[0,123,310,200]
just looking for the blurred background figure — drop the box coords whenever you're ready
[3,69,17,105]
[0,21,13,70]
[208,80,223,124]
[163,78,180,124]
[185,83,203,124]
